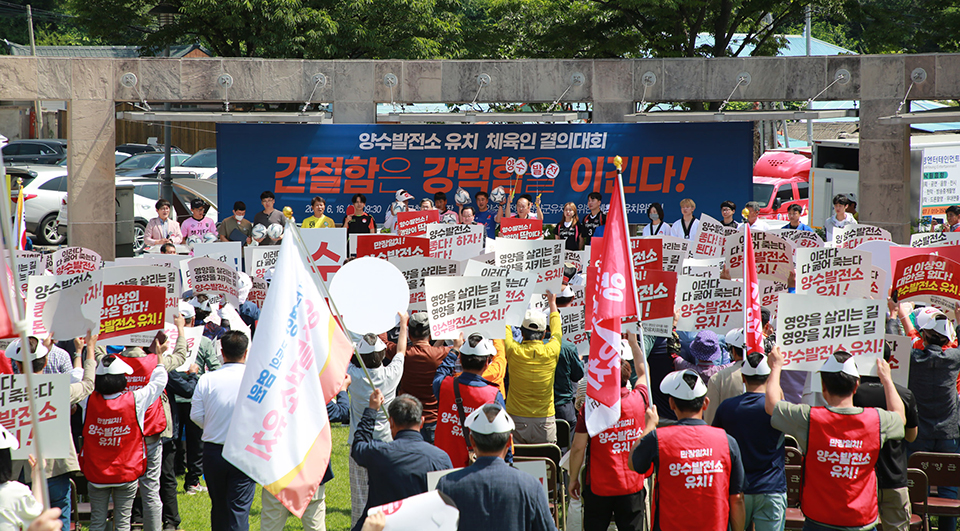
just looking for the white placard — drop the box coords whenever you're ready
[759,280,788,318]
[674,276,743,335]
[368,491,459,531]
[50,247,102,275]
[174,325,207,371]
[692,213,736,257]
[494,238,564,294]
[560,306,589,358]
[26,271,103,338]
[680,257,723,279]
[426,223,485,261]
[5,250,44,297]
[0,374,70,459]
[768,229,824,249]
[389,256,461,312]
[724,229,793,283]
[655,235,688,272]
[921,146,960,225]
[299,228,348,289]
[776,293,884,372]
[244,246,281,279]
[462,260,536,325]
[193,242,243,272]
[833,224,892,249]
[910,232,960,248]
[424,276,509,340]
[796,248,872,299]
[101,265,180,322]
[188,257,239,307]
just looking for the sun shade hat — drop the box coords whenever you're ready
[356,333,386,354]
[819,352,859,378]
[464,403,515,435]
[690,330,722,363]
[96,355,134,376]
[396,189,415,202]
[521,309,547,331]
[659,369,708,400]
[460,334,496,357]
[559,285,575,298]
[724,328,746,350]
[6,338,48,363]
[917,307,952,338]
[741,353,771,376]
[178,300,196,319]
[0,426,18,450]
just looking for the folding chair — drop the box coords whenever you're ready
[784,465,805,530]
[908,468,929,531]
[515,456,563,530]
[908,452,960,526]
[785,446,803,466]
[555,418,571,449]
[784,434,801,449]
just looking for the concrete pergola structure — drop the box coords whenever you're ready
[0,54,952,259]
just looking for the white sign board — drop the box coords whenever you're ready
[0,374,70,459]
[193,242,243,272]
[26,271,103,338]
[424,276,508,340]
[494,238,564,294]
[674,276,743,335]
[426,223,485,261]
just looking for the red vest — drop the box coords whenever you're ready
[657,424,732,531]
[121,353,166,436]
[434,376,501,468]
[588,387,651,496]
[801,407,881,527]
[80,392,146,484]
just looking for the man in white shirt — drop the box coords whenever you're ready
[672,198,701,241]
[191,331,253,531]
[824,194,858,244]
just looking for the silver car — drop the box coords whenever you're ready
[7,165,70,245]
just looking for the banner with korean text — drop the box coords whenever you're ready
[461,260,536,325]
[494,239,564,294]
[796,248,872,298]
[724,229,793,283]
[245,247,281,279]
[396,210,440,237]
[833,225,892,249]
[500,218,543,240]
[769,229,824,249]
[26,271,103,338]
[892,254,960,306]
[0,374,70,459]
[426,223,485,261]
[99,285,166,340]
[910,232,960,248]
[356,235,429,259]
[424,276,508,340]
[675,276,743,335]
[188,257,240,307]
[299,228,348,288]
[776,293,884,371]
[49,247,102,275]
[636,269,677,337]
[101,265,180,322]
[692,214,737,257]
[630,238,662,274]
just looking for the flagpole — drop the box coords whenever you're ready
[280,208,387,416]
[0,151,50,510]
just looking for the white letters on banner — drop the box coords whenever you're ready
[769,229,824,249]
[796,248,871,298]
[833,224,892,249]
[426,223,485,261]
[424,276,508,340]
[692,214,736,257]
[26,271,103,338]
[674,276,743,335]
[193,242,243,272]
[776,293,884,371]
[0,374,69,459]
[188,257,240,307]
[244,246,281,279]
[462,260,536,325]
[494,238,564,294]
[299,228,347,288]
[560,306,589,358]
[724,229,793,283]
[389,256,460,311]
[101,265,180,322]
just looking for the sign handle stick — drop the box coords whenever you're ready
[0,151,50,510]
[280,209,388,416]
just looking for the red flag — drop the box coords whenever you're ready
[585,171,638,436]
[743,225,764,354]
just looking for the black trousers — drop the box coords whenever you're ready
[176,401,205,486]
[582,484,646,531]
[204,443,256,531]
[160,440,181,528]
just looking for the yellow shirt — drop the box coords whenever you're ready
[302,215,335,228]
[503,311,562,417]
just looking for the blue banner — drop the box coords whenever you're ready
[216,122,753,225]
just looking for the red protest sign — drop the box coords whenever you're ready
[636,269,676,320]
[892,254,960,304]
[630,237,663,274]
[356,235,429,259]
[500,218,543,240]
[99,285,165,340]
[396,210,440,237]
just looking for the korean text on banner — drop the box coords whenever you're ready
[188,257,240,307]
[910,232,960,248]
[865,335,910,388]
[656,235,689,273]
[99,285,166,340]
[0,374,69,459]
[833,225,892,249]
[680,257,723,279]
[5,250,43,297]
[299,228,348,286]
[630,237,663,275]
[743,224,764,356]
[560,306,589,358]
[892,253,960,306]
[724,229,793,284]
[355,235,429,259]
[796,248,872,298]
[26,271,103,339]
[426,223,485,261]
[636,269,678,337]
[759,280,788,317]
[101,265,180,322]
[769,229,824,249]
[424,276,508,340]
[495,238,564,294]
[775,293,884,371]
[396,210,440,237]
[462,260,536,325]
[693,214,736,257]
[248,277,268,309]
[389,256,460,312]
[245,247,281,279]
[499,218,543,240]
[193,242,243,273]
[51,246,102,276]
[675,276,744,335]
[224,236,353,518]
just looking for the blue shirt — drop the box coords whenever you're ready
[781,222,814,232]
[474,207,498,239]
[713,392,786,494]
[351,408,453,531]
[554,339,584,406]
[437,456,553,531]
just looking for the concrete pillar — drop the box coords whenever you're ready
[67,59,117,259]
[592,60,634,123]
[857,57,911,244]
[333,62,377,124]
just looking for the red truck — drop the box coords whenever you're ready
[753,149,811,221]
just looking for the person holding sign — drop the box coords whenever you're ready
[824,194,857,243]
[81,353,169,531]
[641,203,672,237]
[505,194,540,220]
[553,202,586,251]
[765,349,906,531]
[780,204,814,232]
[672,198,701,241]
[145,199,183,248]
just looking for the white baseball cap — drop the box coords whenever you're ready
[916,308,952,339]
[464,403,515,435]
[6,338,49,363]
[396,189,414,202]
[96,356,134,376]
[0,426,18,450]
[460,334,496,357]
[724,328,746,350]
[741,353,771,377]
[356,334,387,355]
[521,309,547,331]
[819,352,860,378]
[179,300,196,319]
[659,369,708,400]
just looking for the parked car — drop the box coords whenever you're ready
[7,164,69,244]
[116,143,184,157]
[116,152,192,177]
[169,148,217,179]
[116,152,132,165]
[2,139,67,165]
[121,177,219,253]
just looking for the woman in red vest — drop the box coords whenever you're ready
[80,355,168,531]
[568,332,651,531]
[433,333,507,468]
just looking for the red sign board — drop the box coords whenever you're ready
[356,235,430,259]
[99,285,166,340]
[500,218,543,240]
[396,210,440,237]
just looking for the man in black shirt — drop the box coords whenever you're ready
[852,344,919,531]
[253,191,285,245]
[582,192,606,238]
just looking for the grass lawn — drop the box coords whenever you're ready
[177,424,353,531]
